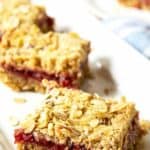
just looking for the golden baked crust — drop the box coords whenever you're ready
[0,0,54,32]
[118,0,150,10]
[119,0,140,7]
[17,143,49,150]
[0,0,30,7]
[14,88,142,149]
[0,68,45,92]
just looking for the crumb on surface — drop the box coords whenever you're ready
[13,97,27,104]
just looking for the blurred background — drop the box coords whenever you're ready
[82,0,150,59]
[34,0,150,59]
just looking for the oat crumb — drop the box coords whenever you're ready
[13,97,27,104]
[140,120,150,134]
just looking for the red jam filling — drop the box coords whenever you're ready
[14,129,65,149]
[1,63,77,88]
[14,129,85,150]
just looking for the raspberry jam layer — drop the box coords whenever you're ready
[1,63,77,88]
[14,117,140,150]
[14,129,85,150]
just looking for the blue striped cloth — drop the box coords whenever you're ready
[102,17,150,59]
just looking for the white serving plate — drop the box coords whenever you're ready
[0,0,150,149]
[83,0,150,22]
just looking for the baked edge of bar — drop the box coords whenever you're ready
[0,69,45,92]
[0,58,88,92]
[15,115,142,150]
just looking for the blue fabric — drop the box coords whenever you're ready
[102,17,150,59]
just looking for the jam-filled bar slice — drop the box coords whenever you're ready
[14,87,142,149]
[0,26,90,92]
[0,0,54,33]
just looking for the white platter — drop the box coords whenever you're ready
[0,0,150,149]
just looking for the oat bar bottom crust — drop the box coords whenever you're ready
[17,143,50,150]
[0,70,45,92]
[0,65,87,92]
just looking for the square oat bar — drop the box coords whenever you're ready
[0,25,90,92]
[0,0,54,33]
[14,87,142,149]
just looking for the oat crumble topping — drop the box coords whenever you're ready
[0,0,54,32]
[18,87,138,149]
[0,26,90,74]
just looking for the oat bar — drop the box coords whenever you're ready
[14,87,142,149]
[0,0,54,33]
[0,26,90,92]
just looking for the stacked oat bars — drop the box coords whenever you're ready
[0,0,90,92]
[0,0,146,150]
